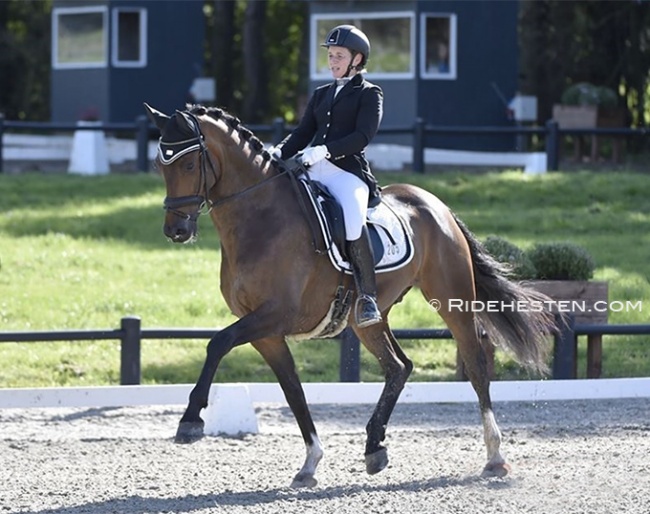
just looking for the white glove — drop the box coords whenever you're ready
[267,145,283,160]
[299,145,330,167]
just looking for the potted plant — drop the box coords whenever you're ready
[524,241,606,322]
[552,82,627,162]
[484,237,607,378]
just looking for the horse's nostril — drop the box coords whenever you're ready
[164,222,193,242]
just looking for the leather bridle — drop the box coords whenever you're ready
[159,111,287,221]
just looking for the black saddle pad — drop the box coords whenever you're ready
[304,179,384,265]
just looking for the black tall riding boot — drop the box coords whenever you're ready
[346,226,382,328]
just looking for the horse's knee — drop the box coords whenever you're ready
[205,334,235,361]
[387,358,411,388]
[402,356,414,377]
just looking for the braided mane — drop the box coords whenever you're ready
[187,104,285,171]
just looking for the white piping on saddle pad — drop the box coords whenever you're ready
[300,179,415,274]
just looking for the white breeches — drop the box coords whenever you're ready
[308,159,369,241]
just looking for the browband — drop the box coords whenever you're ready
[158,137,202,164]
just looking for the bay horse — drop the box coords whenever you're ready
[144,103,556,488]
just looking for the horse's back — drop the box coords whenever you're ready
[381,183,461,241]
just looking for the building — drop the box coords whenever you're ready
[309,1,521,150]
[51,0,205,123]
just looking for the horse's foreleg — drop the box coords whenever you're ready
[355,323,413,475]
[176,311,275,444]
[252,338,323,488]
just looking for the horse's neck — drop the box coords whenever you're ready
[215,149,271,199]
[209,157,294,242]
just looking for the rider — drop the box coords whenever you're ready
[270,25,383,328]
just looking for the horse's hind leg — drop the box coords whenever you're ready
[452,318,509,477]
[354,322,413,475]
[437,308,509,476]
[421,272,509,477]
[252,337,323,488]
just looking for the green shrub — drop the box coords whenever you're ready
[527,242,595,281]
[483,235,537,280]
[560,82,618,108]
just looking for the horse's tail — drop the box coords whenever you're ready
[452,213,556,374]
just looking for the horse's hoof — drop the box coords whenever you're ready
[290,473,318,489]
[481,461,511,478]
[174,421,205,444]
[365,447,389,475]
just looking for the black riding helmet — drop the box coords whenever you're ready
[322,25,371,71]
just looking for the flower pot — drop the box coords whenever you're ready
[525,280,608,378]
[524,280,608,325]
[552,105,627,163]
[68,121,110,175]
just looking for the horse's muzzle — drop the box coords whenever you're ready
[164,218,197,243]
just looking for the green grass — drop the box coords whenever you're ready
[0,170,649,387]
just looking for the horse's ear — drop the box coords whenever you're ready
[175,110,196,135]
[143,103,169,132]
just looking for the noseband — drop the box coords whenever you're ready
[159,112,215,221]
[160,111,288,222]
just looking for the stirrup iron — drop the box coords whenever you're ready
[355,294,382,328]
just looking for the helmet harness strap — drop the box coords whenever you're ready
[344,50,360,77]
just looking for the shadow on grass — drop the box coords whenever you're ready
[3,171,650,275]
[3,201,220,250]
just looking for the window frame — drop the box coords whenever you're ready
[420,13,457,80]
[52,5,109,69]
[111,7,148,68]
[311,11,416,81]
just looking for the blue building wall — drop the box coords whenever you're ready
[418,0,519,150]
[51,0,204,123]
[310,0,520,151]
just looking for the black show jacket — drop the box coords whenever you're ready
[279,73,383,199]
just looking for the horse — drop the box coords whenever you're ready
[144,103,556,488]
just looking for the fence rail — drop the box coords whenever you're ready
[1,316,649,385]
[2,113,649,174]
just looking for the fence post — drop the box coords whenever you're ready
[412,117,425,173]
[553,313,575,379]
[136,115,150,172]
[339,327,360,382]
[545,120,560,171]
[271,117,285,145]
[0,112,5,174]
[120,316,141,385]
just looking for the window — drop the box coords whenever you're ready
[312,13,415,80]
[112,8,147,67]
[421,14,457,80]
[52,6,108,69]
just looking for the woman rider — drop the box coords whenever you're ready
[270,25,383,328]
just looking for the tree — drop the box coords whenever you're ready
[205,0,307,123]
[519,0,650,128]
[242,0,268,122]
[0,0,51,120]
[206,0,237,111]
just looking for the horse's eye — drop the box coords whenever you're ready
[185,160,195,172]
